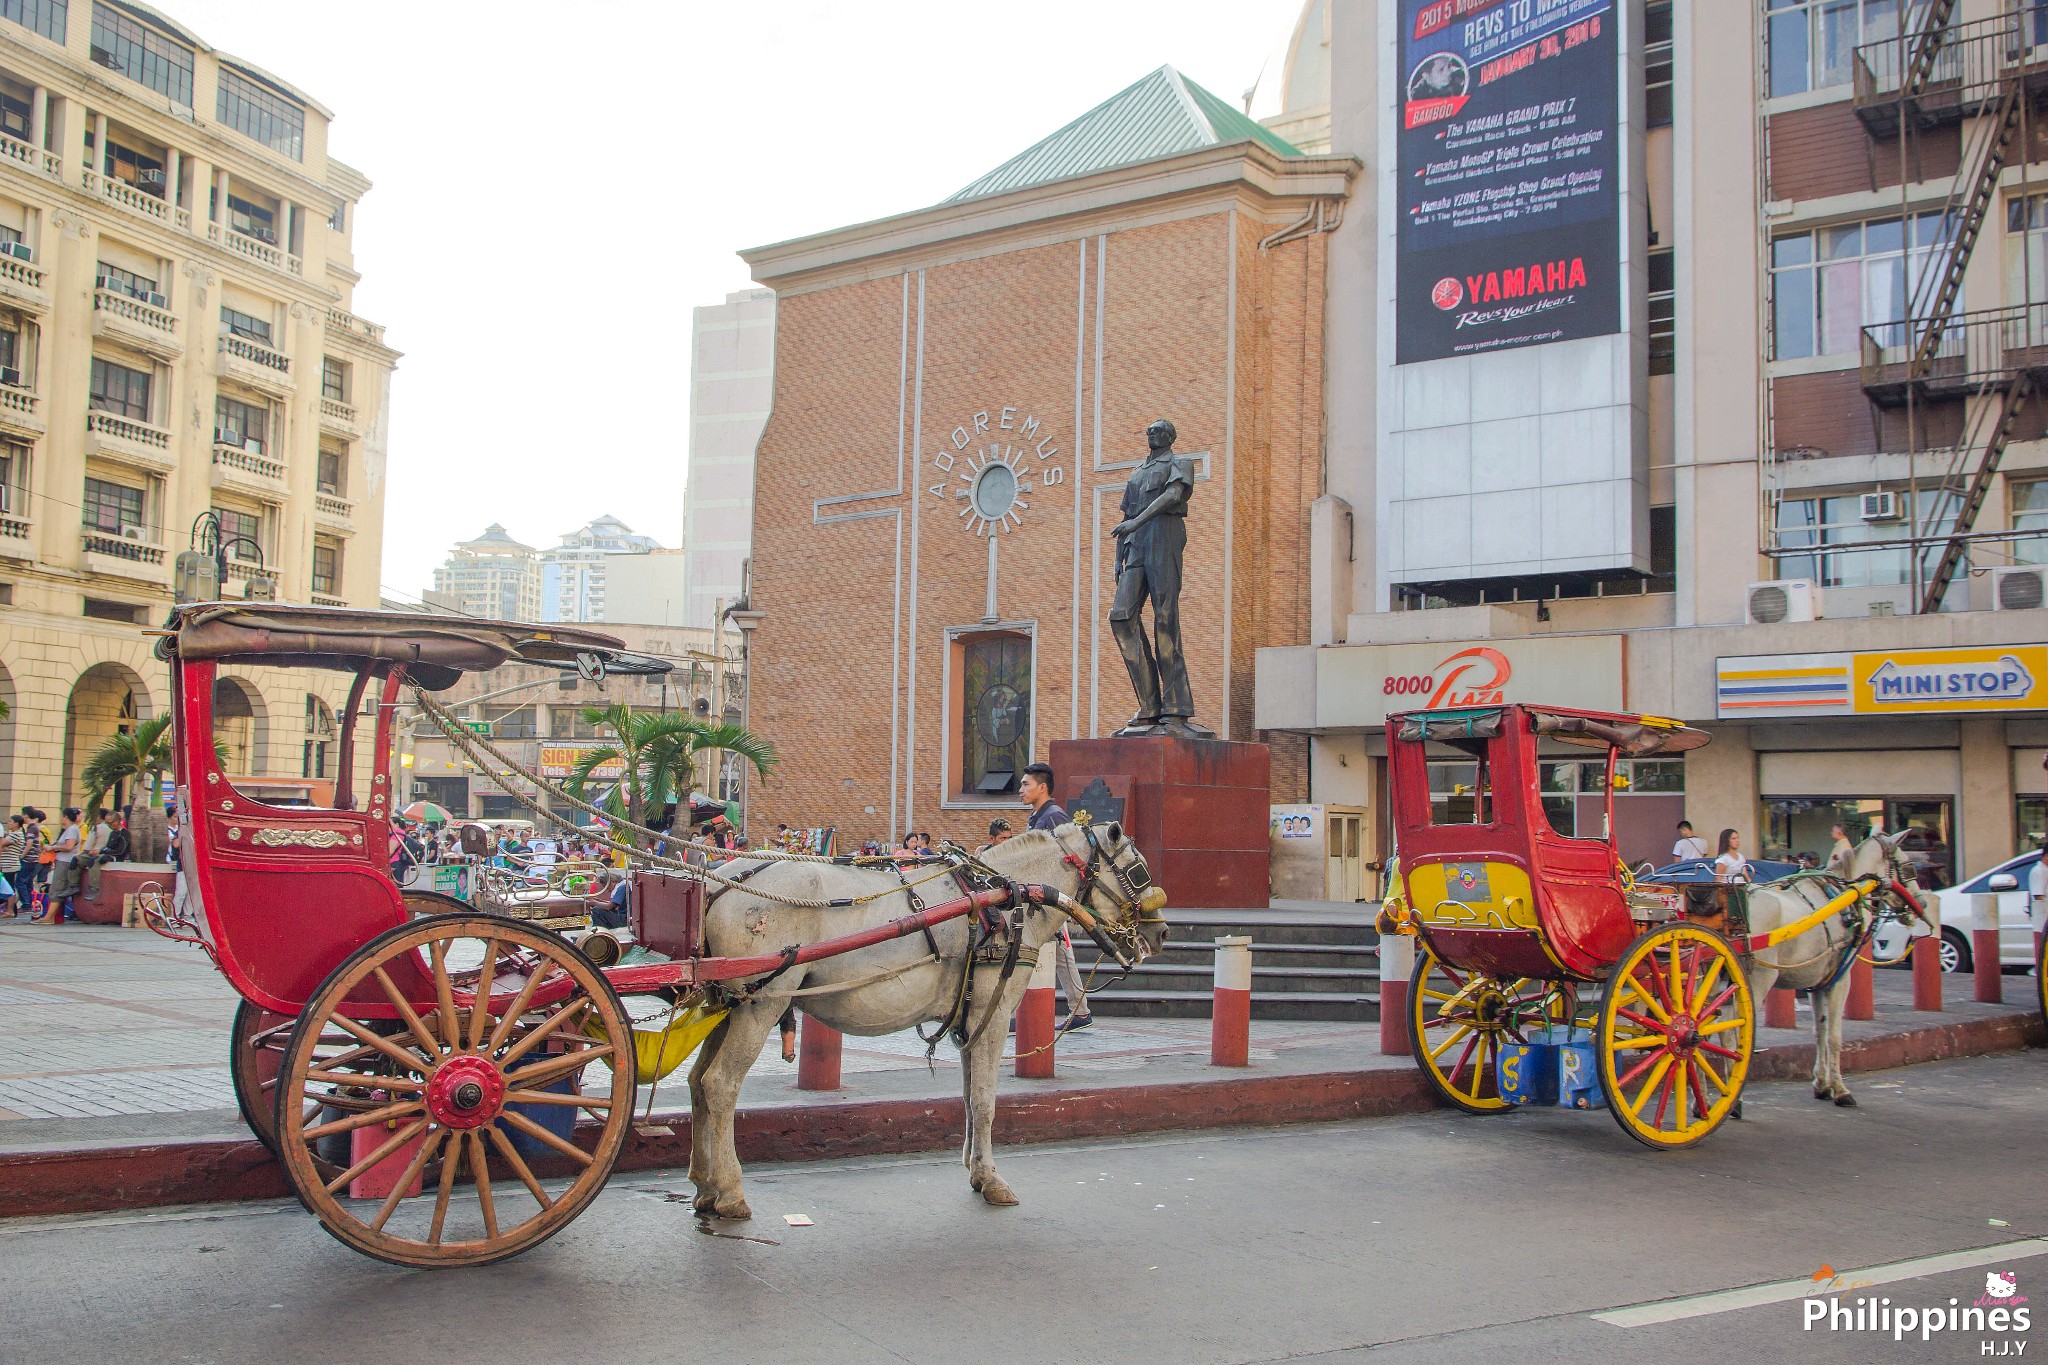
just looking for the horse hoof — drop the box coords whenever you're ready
[1730,1101,1743,1121]
[978,1177,1020,1207]
[1834,1094,1857,1108]
[1813,1089,1832,1101]
[692,1191,718,1216]
[713,1196,753,1221]
[969,1173,984,1193]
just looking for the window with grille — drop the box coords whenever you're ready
[1766,0,1906,100]
[89,3,193,107]
[2012,481,2048,565]
[81,476,143,533]
[212,505,262,554]
[321,356,348,401]
[0,441,23,516]
[1776,493,1956,587]
[88,357,150,420]
[1769,211,1951,360]
[0,91,30,142]
[100,139,166,197]
[317,444,345,495]
[220,306,272,344]
[225,195,276,244]
[1,0,67,44]
[97,262,158,300]
[216,67,302,160]
[215,395,269,449]
[312,540,340,595]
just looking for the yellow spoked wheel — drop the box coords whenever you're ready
[1408,944,1561,1113]
[1597,923,1753,1150]
[2036,928,2046,1026]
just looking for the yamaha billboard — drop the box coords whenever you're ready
[1395,0,1621,365]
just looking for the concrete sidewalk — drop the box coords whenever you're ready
[1,919,2038,1161]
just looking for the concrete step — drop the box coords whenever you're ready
[1091,962,1376,995]
[1082,988,1380,1021]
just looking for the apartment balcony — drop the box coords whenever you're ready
[206,221,301,278]
[317,396,359,437]
[211,440,287,496]
[0,495,30,561]
[216,332,294,396]
[325,307,386,346]
[0,132,61,181]
[83,408,176,472]
[0,252,48,312]
[83,169,190,233]
[0,382,44,439]
[313,492,355,530]
[80,528,170,585]
[92,287,180,358]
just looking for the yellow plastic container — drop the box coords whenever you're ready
[586,1003,729,1082]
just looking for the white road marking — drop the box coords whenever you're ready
[1593,1237,2048,1328]
[0,1201,294,1237]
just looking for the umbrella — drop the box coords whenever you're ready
[400,800,452,825]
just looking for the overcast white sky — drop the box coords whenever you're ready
[164,0,1310,600]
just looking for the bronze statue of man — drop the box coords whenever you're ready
[1110,419,1213,738]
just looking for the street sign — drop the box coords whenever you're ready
[462,720,493,737]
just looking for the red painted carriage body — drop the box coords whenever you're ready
[1387,703,1709,983]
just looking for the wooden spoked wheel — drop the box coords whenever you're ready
[229,999,296,1156]
[274,914,636,1268]
[229,890,484,1158]
[1596,923,1753,1150]
[1408,944,1557,1113]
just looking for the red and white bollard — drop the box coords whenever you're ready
[1912,933,1944,1012]
[796,1015,842,1091]
[1379,933,1413,1058]
[1765,986,1798,1030]
[1211,935,1252,1067]
[1973,894,2003,1005]
[1845,949,1875,1021]
[1015,950,1057,1079]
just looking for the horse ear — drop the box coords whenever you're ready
[1106,821,1122,844]
[1878,829,1908,851]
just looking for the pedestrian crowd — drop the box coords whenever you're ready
[4,804,129,922]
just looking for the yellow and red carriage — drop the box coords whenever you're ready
[1382,704,1764,1148]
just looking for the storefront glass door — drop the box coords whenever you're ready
[1763,797,1954,888]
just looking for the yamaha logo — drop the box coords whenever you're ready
[1431,277,1464,311]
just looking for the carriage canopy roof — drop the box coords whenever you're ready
[1390,704,1711,758]
[160,602,673,689]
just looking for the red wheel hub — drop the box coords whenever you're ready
[1668,1013,1699,1052]
[425,1054,505,1129]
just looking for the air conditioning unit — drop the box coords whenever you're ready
[90,47,122,70]
[140,290,167,308]
[119,525,146,542]
[215,426,243,447]
[244,437,264,456]
[1860,490,1902,522]
[1746,579,1823,625]
[1992,565,2048,611]
[0,241,33,263]
[0,365,23,387]
[137,169,164,187]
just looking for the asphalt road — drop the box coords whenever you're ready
[2,1051,2043,1365]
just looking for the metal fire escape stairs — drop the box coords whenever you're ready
[1841,6,2035,615]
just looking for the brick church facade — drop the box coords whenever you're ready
[740,68,1356,846]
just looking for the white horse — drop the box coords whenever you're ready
[1743,832,1927,1106]
[686,823,1163,1219]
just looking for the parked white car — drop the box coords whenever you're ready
[1871,850,2040,973]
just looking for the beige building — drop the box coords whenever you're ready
[1256,0,2048,897]
[403,621,743,822]
[681,288,773,630]
[434,523,540,622]
[0,0,397,812]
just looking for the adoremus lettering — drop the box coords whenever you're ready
[1396,0,1621,364]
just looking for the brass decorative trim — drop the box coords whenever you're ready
[250,827,351,849]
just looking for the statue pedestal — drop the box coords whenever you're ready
[1047,735,1270,908]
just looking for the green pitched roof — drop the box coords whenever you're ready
[947,65,1300,204]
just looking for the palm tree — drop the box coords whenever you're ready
[563,702,775,842]
[79,716,229,812]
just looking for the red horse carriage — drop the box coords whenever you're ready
[146,603,1157,1267]
[1379,703,1909,1149]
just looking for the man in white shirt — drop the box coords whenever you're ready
[82,807,111,899]
[1673,821,1709,863]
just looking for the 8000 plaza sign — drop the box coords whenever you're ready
[1316,635,1625,728]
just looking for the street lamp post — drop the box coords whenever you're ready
[174,510,276,604]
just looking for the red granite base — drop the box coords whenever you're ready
[1047,735,1270,908]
